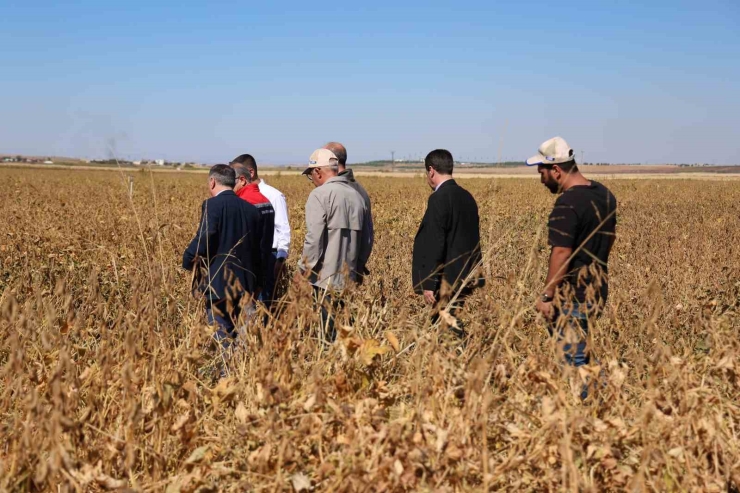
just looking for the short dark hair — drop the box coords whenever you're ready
[425,149,454,175]
[556,160,578,173]
[209,164,236,187]
[231,154,257,172]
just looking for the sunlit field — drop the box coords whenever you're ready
[1,168,738,491]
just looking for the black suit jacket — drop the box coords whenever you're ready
[183,190,262,301]
[412,180,484,295]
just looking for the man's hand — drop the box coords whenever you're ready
[536,299,555,320]
[423,290,437,305]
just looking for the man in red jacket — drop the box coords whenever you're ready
[230,161,275,301]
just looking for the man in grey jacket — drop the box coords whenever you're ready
[298,148,370,340]
[323,142,374,279]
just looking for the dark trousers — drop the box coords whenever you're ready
[258,251,278,310]
[431,295,468,338]
[313,286,343,343]
[206,298,242,349]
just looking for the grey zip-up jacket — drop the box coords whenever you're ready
[339,168,374,265]
[299,175,370,290]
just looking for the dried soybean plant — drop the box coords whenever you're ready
[0,169,738,491]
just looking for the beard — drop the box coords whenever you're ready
[545,181,559,194]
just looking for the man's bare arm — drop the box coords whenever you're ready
[543,246,572,297]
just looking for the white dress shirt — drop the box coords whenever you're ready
[434,178,452,192]
[258,179,291,259]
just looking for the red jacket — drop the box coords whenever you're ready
[236,184,276,277]
[237,183,270,207]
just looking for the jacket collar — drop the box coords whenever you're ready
[236,183,259,199]
[324,175,350,185]
[338,168,356,182]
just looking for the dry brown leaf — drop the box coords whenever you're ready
[303,394,316,412]
[95,473,127,490]
[437,309,459,329]
[359,339,392,366]
[385,331,400,352]
[171,412,190,432]
[184,445,211,466]
[290,472,311,492]
[235,402,249,424]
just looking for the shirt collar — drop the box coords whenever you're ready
[435,178,453,192]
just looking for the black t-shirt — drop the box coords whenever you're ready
[548,181,617,304]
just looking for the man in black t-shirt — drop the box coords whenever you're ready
[527,137,617,380]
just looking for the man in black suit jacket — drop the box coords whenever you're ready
[183,164,263,348]
[412,149,484,334]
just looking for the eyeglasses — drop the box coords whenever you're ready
[305,168,318,182]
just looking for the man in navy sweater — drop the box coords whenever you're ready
[183,164,263,348]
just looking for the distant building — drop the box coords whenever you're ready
[155,159,165,166]
[44,160,54,164]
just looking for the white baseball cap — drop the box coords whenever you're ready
[526,136,575,166]
[302,148,339,175]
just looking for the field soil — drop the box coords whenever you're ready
[1,169,738,491]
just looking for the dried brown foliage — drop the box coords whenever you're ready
[1,169,739,491]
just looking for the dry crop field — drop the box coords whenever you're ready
[0,168,738,492]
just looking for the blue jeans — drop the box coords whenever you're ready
[258,251,278,309]
[549,303,591,367]
[549,303,597,400]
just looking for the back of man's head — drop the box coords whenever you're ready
[209,164,236,188]
[324,142,347,168]
[230,162,252,183]
[425,149,454,175]
[230,154,258,177]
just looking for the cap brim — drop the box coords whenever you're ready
[301,167,312,175]
[525,154,544,166]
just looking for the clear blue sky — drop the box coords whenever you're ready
[1,0,739,165]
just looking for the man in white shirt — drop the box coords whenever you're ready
[230,154,291,309]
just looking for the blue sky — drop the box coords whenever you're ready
[1,0,738,165]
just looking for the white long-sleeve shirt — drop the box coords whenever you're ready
[258,179,291,259]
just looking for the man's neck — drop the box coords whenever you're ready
[561,171,590,191]
[213,186,231,196]
[434,175,453,190]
